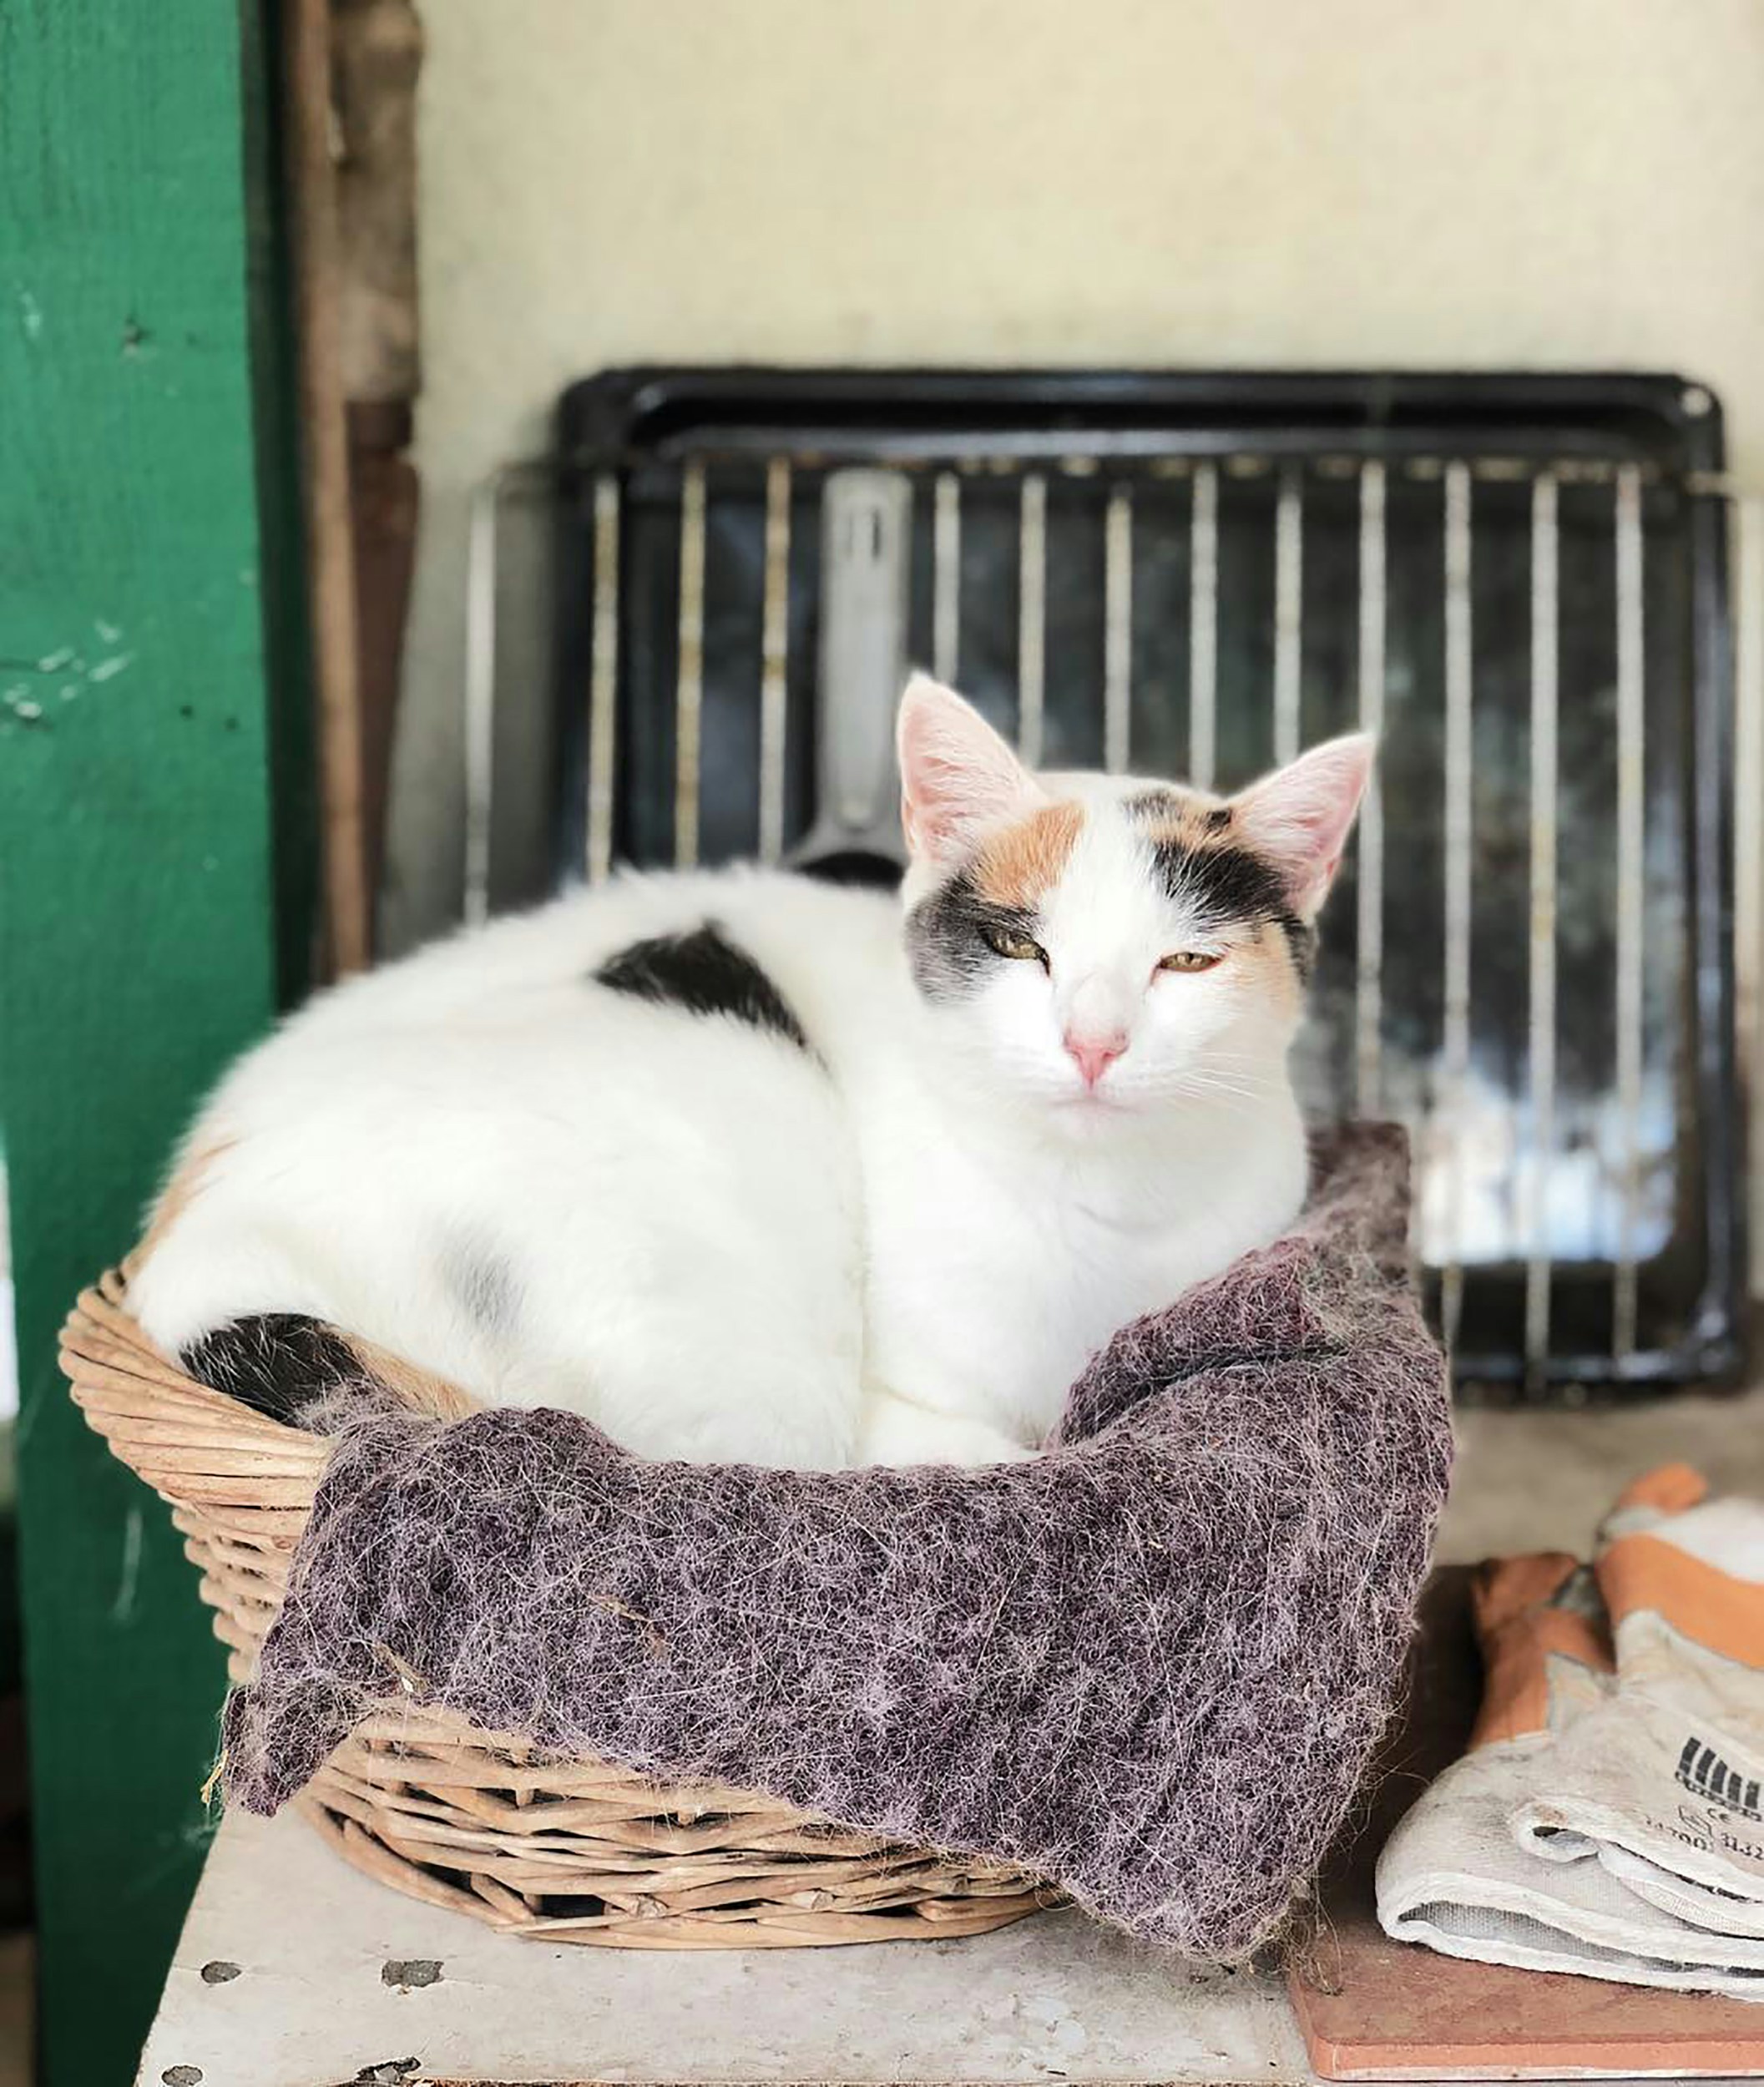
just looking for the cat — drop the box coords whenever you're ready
[129,675,1372,1469]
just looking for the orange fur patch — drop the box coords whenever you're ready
[1130,791,1310,999]
[342,1332,480,1423]
[973,801,1084,908]
[1238,918,1304,1018]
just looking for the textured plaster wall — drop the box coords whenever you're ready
[386,0,1764,950]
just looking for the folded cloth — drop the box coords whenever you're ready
[220,1124,1452,1958]
[1377,1466,1764,1999]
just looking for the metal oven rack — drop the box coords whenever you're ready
[467,370,1751,1399]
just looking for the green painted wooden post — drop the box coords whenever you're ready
[0,4,306,2080]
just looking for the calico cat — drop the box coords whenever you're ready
[129,676,1372,1468]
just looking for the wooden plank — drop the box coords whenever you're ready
[139,1808,1311,2087]
[0,3,301,2080]
[287,0,372,976]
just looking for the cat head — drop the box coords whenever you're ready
[897,675,1372,1120]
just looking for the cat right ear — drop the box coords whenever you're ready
[897,675,1044,868]
[1231,732,1375,920]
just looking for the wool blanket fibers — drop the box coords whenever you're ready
[224,1124,1451,1954]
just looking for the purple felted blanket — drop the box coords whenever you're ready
[224,1123,1451,1955]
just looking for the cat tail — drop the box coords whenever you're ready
[180,1315,480,1434]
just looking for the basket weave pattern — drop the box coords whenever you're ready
[61,1273,1049,1947]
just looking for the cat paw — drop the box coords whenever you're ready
[856,1388,1036,1469]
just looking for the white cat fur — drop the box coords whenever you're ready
[130,680,1371,1468]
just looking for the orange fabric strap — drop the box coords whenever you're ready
[1612,1463,1709,1518]
[1599,1533,1764,1670]
[1468,1554,1615,1748]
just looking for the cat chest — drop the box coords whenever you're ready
[865,1163,1193,1412]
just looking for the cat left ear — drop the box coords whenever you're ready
[1230,733,1376,920]
[897,674,1044,867]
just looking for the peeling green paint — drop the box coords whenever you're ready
[0,3,306,2080]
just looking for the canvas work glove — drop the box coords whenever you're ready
[1512,1464,1764,1944]
[1378,1468,1764,1999]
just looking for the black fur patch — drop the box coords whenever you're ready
[1152,840,1286,922]
[1123,786,1181,818]
[594,922,810,1050]
[440,1236,518,1334]
[1279,916,1319,982]
[1151,841,1313,979]
[1123,788,1232,835]
[906,870,1041,1003]
[910,836,1316,1003]
[182,1314,366,1429]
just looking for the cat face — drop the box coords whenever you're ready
[897,675,1372,1120]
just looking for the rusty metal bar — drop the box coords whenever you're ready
[462,472,498,927]
[1525,470,1560,1376]
[757,457,792,865]
[1736,494,1764,1299]
[585,471,622,885]
[1273,463,1303,768]
[1356,460,1387,1115]
[1018,472,1047,765]
[1612,466,1646,1355]
[1189,462,1218,787]
[933,471,961,685]
[1440,461,1473,1348]
[674,461,707,867]
[1104,487,1133,772]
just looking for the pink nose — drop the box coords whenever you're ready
[1064,1029,1128,1088]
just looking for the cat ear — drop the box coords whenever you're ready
[897,674,1044,867]
[1231,733,1375,919]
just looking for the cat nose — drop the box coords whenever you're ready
[1063,1028,1129,1088]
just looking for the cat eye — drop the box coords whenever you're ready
[982,923,1049,968]
[1157,950,1225,974]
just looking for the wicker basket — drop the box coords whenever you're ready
[60,1272,1051,1948]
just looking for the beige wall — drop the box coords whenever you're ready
[387,0,1764,950]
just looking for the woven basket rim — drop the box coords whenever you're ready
[58,1266,1052,1948]
[68,1267,325,1435]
